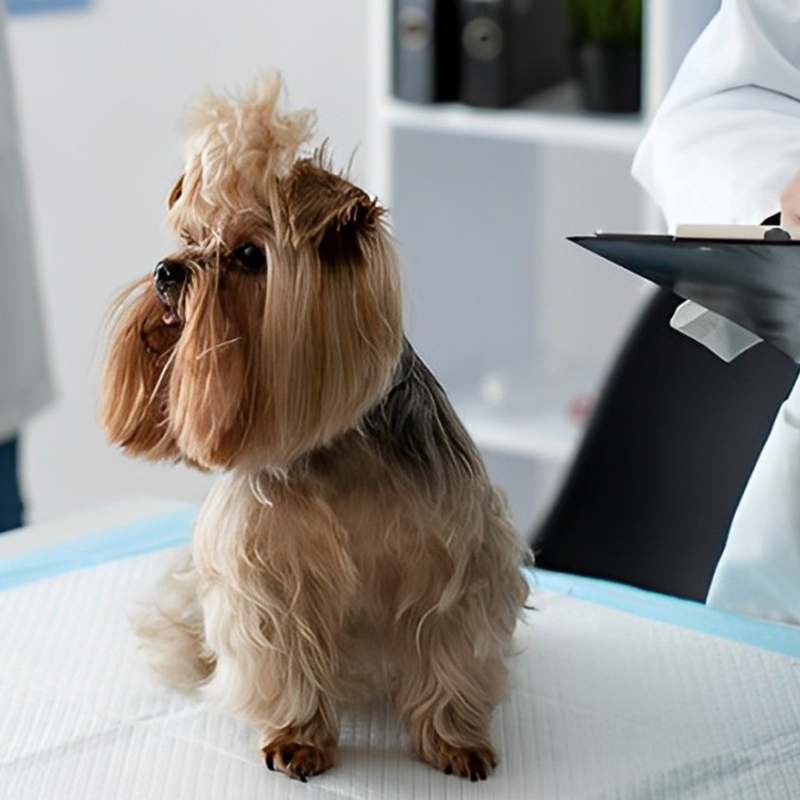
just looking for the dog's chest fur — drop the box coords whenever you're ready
[191,341,496,699]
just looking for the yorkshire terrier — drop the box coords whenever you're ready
[100,76,529,782]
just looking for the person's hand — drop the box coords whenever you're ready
[780,169,800,226]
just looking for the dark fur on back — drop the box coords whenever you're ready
[361,338,480,485]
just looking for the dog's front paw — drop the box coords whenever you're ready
[262,734,336,782]
[431,743,498,781]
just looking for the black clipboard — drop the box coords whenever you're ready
[570,231,800,362]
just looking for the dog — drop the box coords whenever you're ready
[100,75,530,782]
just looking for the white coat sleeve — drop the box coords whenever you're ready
[0,13,52,441]
[633,0,800,229]
[634,0,800,625]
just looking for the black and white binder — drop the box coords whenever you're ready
[393,0,460,103]
[458,0,569,108]
[571,225,800,361]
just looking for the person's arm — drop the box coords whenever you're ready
[633,1,800,624]
[633,0,800,229]
[0,10,52,442]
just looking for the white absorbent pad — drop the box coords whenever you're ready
[2,547,800,800]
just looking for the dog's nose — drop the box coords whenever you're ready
[154,260,186,287]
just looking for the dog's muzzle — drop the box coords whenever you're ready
[154,259,186,325]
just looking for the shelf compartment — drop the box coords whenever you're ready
[455,399,585,464]
[381,82,644,153]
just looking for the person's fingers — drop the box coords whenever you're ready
[779,169,800,226]
[780,208,800,227]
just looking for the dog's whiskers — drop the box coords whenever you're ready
[147,344,179,408]
[195,336,243,360]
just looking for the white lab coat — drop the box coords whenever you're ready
[633,0,800,624]
[0,12,51,442]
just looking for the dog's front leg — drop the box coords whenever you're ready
[193,475,358,781]
[395,602,510,781]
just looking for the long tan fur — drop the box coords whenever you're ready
[100,75,530,783]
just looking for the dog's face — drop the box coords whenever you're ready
[100,78,403,471]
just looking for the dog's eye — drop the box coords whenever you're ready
[234,243,267,273]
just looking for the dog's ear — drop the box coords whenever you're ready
[281,158,383,263]
[251,157,402,467]
[167,174,184,210]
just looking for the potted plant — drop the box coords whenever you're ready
[563,0,643,113]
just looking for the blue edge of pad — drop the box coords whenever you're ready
[4,0,90,16]
[2,507,800,659]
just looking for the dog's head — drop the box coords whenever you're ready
[100,76,403,471]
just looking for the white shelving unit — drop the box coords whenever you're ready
[382,93,645,152]
[369,0,721,533]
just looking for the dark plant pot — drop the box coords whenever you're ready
[573,42,641,113]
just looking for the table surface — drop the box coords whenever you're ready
[2,499,800,800]
[0,496,191,560]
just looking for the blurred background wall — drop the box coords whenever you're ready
[3,0,722,532]
[5,0,372,522]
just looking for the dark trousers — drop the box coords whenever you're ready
[0,437,23,533]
